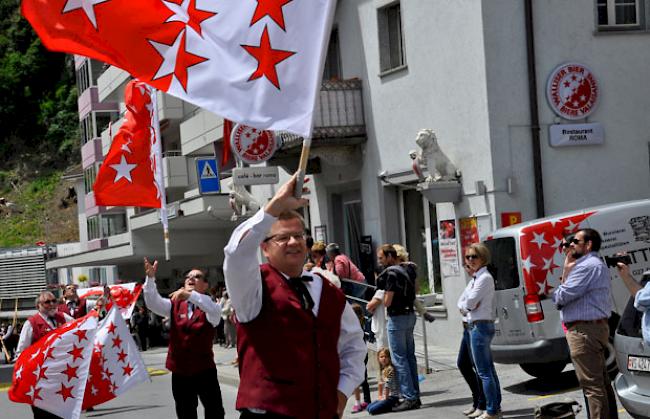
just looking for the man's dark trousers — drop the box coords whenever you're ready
[171,368,224,419]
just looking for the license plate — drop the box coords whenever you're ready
[628,355,650,372]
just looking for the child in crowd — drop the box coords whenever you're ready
[351,303,371,413]
[367,347,400,415]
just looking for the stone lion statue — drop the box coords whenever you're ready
[409,129,460,182]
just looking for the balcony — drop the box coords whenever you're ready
[163,151,189,189]
[101,117,125,156]
[157,91,184,122]
[81,138,103,169]
[180,110,224,155]
[78,87,119,119]
[97,65,131,103]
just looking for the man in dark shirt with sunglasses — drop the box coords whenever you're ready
[143,259,225,419]
[552,228,617,419]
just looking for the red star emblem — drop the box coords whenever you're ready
[106,322,117,334]
[62,363,79,381]
[28,386,43,401]
[37,366,49,381]
[68,345,84,361]
[103,368,114,380]
[242,26,295,89]
[250,0,293,31]
[56,383,75,402]
[112,335,123,349]
[122,363,134,377]
[174,33,208,92]
[43,346,56,361]
[73,329,87,343]
[117,350,128,363]
[165,0,217,37]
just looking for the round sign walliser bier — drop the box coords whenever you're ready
[230,124,278,165]
[546,63,599,120]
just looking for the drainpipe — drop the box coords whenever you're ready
[524,0,545,218]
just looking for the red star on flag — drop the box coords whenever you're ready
[242,26,295,89]
[43,346,56,361]
[37,365,48,380]
[116,350,128,363]
[94,342,105,353]
[103,368,114,381]
[122,363,134,377]
[106,323,117,334]
[62,363,79,381]
[26,385,43,402]
[56,383,75,402]
[112,336,123,349]
[73,329,88,343]
[163,0,217,37]
[68,345,84,361]
[150,30,209,92]
[250,0,293,30]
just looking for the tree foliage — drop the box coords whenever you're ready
[0,0,79,173]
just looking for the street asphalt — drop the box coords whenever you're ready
[0,344,634,418]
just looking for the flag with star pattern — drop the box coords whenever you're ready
[82,307,149,409]
[8,315,98,419]
[77,283,143,319]
[93,79,161,207]
[22,0,337,137]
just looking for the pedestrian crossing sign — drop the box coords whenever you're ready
[195,158,220,194]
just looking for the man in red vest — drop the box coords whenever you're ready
[143,260,225,419]
[16,291,73,419]
[57,284,88,319]
[224,175,366,419]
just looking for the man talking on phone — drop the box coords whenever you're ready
[551,228,617,419]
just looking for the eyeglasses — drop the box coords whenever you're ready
[465,254,480,261]
[560,242,571,249]
[186,274,204,280]
[570,238,586,245]
[264,232,306,245]
[41,299,57,304]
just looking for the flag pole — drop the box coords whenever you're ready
[293,137,311,198]
[150,88,171,260]
[12,297,18,328]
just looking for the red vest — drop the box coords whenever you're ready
[57,298,87,319]
[236,264,346,419]
[28,312,67,344]
[166,298,216,375]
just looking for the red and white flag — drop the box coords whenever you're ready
[22,0,337,137]
[9,315,98,419]
[93,80,161,208]
[82,307,149,410]
[77,283,143,319]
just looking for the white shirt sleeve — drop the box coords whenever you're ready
[15,321,33,358]
[143,276,172,318]
[223,209,277,323]
[189,291,222,327]
[337,302,367,397]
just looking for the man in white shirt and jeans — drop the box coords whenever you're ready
[224,174,366,418]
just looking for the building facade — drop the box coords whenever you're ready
[47,0,650,350]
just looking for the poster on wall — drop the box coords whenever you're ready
[459,217,480,258]
[439,219,460,276]
[314,225,327,244]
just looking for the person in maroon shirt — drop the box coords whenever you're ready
[57,284,87,319]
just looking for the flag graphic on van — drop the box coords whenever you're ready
[519,212,595,295]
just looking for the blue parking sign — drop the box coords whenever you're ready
[196,158,220,194]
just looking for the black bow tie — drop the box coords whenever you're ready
[288,276,314,311]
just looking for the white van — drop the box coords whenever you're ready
[484,199,650,378]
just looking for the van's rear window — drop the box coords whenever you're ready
[484,238,520,290]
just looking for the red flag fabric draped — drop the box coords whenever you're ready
[22,0,336,137]
[77,283,143,319]
[222,118,233,166]
[9,315,99,419]
[82,307,149,409]
[93,80,161,208]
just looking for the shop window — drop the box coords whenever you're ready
[597,0,642,30]
[378,2,406,73]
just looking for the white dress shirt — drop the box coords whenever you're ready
[223,208,366,397]
[16,311,73,358]
[457,266,496,322]
[143,278,222,327]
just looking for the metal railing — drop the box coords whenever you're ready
[339,278,433,374]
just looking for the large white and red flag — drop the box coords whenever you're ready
[93,80,161,208]
[82,307,149,410]
[9,315,98,419]
[22,0,337,137]
[77,283,143,319]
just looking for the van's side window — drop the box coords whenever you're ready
[485,238,520,290]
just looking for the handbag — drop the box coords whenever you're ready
[533,400,581,419]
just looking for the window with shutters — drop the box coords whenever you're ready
[378,2,406,74]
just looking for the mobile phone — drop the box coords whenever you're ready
[604,254,632,268]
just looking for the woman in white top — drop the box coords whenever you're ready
[458,243,502,419]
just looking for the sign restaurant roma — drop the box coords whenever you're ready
[546,63,599,120]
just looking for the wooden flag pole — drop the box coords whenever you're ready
[150,88,171,261]
[13,297,18,328]
[293,137,312,198]
[0,298,10,363]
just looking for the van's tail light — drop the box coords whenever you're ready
[524,294,544,323]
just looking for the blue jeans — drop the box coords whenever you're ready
[458,327,486,410]
[469,322,501,415]
[387,313,419,400]
[367,396,400,415]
